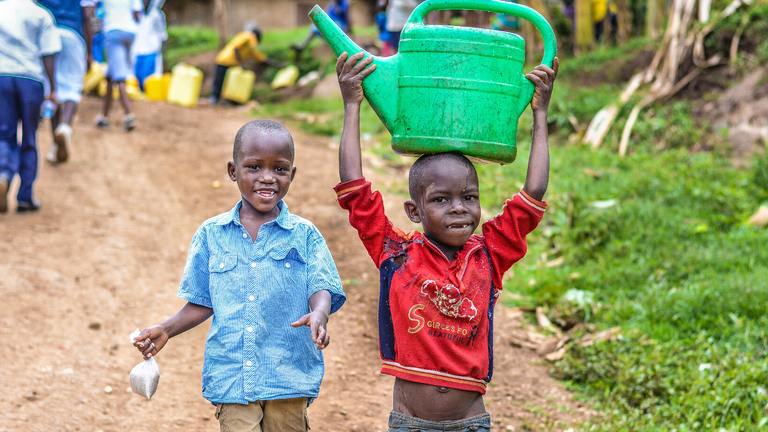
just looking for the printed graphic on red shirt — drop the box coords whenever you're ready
[420,279,478,321]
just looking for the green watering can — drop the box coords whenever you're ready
[310,0,556,164]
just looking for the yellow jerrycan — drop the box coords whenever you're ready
[222,66,256,104]
[271,65,300,90]
[97,75,143,100]
[168,63,203,107]
[144,73,172,101]
[83,62,106,94]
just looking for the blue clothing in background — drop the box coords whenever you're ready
[0,77,44,202]
[92,31,105,62]
[178,200,346,405]
[133,52,157,89]
[313,0,350,35]
[37,0,86,38]
[327,0,350,31]
[376,11,391,43]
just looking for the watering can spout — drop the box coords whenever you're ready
[308,5,397,130]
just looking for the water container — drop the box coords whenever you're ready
[83,62,106,94]
[271,65,300,90]
[167,63,203,108]
[222,66,256,104]
[145,73,171,102]
[97,75,144,100]
[310,0,557,164]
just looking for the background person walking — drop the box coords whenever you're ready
[0,0,61,213]
[132,0,167,90]
[95,0,143,131]
[38,0,95,164]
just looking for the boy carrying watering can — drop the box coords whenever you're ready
[334,51,558,430]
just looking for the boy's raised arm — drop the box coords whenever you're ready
[522,57,559,201]
[337,52,376,182]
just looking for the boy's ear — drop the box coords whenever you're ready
[227,161,236,181]
[290,166,297,182]
[404,200,421,224]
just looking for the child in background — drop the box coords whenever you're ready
[96,0,144,131]
[333,52,558,431]
[0,0,61,213]
[209,24,268,104]
[133,120,345,431]
[37,0,95,164]
[133,0,167,90]
[293,0,352,57]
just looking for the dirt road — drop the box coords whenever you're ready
[0,99,589,431]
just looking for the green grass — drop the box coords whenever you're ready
[253,96,385,137]
[166,26,219,67]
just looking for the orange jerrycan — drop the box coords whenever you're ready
[168,63,203,107]
[222,66,256,104]
[145,73,171,101]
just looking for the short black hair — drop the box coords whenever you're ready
[252,28,263,42]
[233,119,294,162]
[408,152,477,200]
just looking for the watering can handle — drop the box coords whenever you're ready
[407,0,557,67]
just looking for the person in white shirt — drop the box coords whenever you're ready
[133,0,167,89]
[384,0,424,51]
[0,0,61,213]
[95,0,143,131]
[37,0,96,165]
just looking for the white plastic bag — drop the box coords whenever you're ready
[129,329,160,400]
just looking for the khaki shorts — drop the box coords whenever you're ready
[215,398,309,432]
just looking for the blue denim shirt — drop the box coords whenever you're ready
[178,200,346,404]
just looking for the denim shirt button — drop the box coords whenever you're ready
[245,360,252,367]
[285,262,291,268]
[248,295,255,301]
[250,262,257,268]
[219,263,225,269]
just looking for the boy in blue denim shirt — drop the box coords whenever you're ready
[133,119,345,432]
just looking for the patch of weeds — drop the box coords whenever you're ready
[253,96,385,137]
[166,26,218,67]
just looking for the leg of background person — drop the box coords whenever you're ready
[390,31,401,51]
[117,81,131,115]
[102,79,113,118]
[210,64,229,103]
[0,77,20,212]
[17,78,44,205]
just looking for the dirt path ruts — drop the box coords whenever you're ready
[0,99,589,431]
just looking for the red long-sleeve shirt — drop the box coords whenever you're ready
[335,178,546,393]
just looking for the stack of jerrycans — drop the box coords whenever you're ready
[167,63,203,107]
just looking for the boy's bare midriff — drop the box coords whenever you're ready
[393,378,486,421]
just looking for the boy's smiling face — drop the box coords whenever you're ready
[405,155,481,257]
[228,130,296,216]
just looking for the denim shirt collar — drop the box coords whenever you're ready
[216,200,295,230]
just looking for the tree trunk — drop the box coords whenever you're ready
[213,0,229,47]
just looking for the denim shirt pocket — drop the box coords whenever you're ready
[267,246,307,288]
[208,253,238,298]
